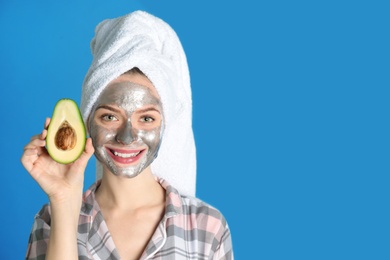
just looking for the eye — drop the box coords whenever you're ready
[101,114,118,121]
[140,116,155,123]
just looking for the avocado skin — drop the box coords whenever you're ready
[46,98,86,164]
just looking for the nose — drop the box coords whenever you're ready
[115,120,135,145]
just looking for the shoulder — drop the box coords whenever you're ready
[161,178,229,230]
[181,195,226,221]
[178,194,230,235]
[160,177,231,238]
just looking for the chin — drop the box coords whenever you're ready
[108,160,147,178]
[115,170,142,179]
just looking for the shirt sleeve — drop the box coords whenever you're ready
[25,204,51,260]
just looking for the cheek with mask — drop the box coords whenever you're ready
[88,82,164,178]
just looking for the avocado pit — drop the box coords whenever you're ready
[55,120,77,151]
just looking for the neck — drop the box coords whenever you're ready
[95,166,165,211]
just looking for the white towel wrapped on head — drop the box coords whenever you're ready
[80,10,196,197]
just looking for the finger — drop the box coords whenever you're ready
[24,148,39,157]
[30,130,47,141]
[21,148,38,172]
[24,138,46,151]
[85,138,95,156]
[66,138,94,183]
[23,135,49,167]
[81,138,95,160]
[73,138,94,169]
[40,129,48,140]
[44,117,51,130]
[30,133,42,142]
[24,139,47,159]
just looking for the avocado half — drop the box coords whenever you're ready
[46,98,86,164]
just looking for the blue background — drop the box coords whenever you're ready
[1,0,389,259]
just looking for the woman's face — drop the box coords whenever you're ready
[88,73,164,178]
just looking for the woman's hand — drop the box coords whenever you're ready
[21,118,95,204]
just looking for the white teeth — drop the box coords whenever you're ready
[113,151,140,158]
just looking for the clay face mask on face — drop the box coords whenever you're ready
[89,82,163,178]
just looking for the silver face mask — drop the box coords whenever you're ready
[88,82,164,178]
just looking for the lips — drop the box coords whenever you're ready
[106,147,146,164]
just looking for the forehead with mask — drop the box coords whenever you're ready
[88,68,164,178]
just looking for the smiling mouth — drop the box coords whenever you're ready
[107,148,145,164]
[112,150,141,158]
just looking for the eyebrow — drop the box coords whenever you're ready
[95,105,120,113]
[135,107,161,114]
[95,105,160,114]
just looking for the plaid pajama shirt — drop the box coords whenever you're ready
[26,178,233,259]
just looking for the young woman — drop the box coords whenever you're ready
[22,10,233,260]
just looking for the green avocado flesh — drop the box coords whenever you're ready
[46,99,86,164]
